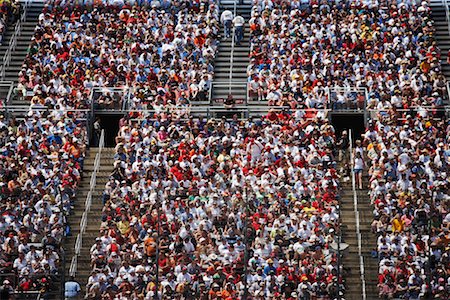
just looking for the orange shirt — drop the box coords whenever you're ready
[194,35,206,48]
[144,237,156,256]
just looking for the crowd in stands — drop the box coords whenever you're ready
[0,0,21,45]
[0,110,87,295]
[247,0,447,111]
[18,0,219,112]
[358,110,450,299]
[0,0,447,299]
[86,110,344,299]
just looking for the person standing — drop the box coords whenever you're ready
[65,276,81,300]
[353,152,365,190]
[198,74,211,102]
[233,14,245,45]
[220,9,233,39]
[336,130,349,163]
[93,117,102,146]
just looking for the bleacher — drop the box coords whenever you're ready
[0,0,448,299]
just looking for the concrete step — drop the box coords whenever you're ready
[340,184,378,300]
[215,73,247,78]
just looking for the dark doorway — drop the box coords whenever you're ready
[96,114,123,147]
[331,113,365,141]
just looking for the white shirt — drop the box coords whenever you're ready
[354,157,364,170]
[233,16,245,27]
[220,10,233,24]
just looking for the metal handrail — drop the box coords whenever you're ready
[447,81,450,102]
[228,1,237,95]
[1,105,448,117]
[0,0,29,80]
[349,128,367,300]
[443,0,450,41]
[328,86,368,110]
[6,81,14,106]
[69,129,105,277]
[90,86,129,110]
[209,81,248,104]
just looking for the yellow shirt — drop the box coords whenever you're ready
[303,206,316,216]
[392,218,404,232]
[117,220,130,235]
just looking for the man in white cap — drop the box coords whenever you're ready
[220,9,233,39]
[233,14,245,45]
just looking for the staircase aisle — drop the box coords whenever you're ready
[340,179,378,299]
[0,22,16,58]
[210,3,251,105]
[5,1,43,104]
[65,148,116,295]
[430,1,450,82]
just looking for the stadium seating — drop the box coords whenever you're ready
[0,0,21,45]
[0,110,86,294]
[0,0,448,299]
[18,0,219,112]
[86,110,343,299]
[361,110,450,299]
[248,1,447,111]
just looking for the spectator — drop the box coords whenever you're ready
[18,0,219,113]
[87,110,344,299]
[233,14,245,45]
[336,130,349,163]
[0,110,87,294]
[0,0,21,45]
[361,112,450,299]
[248,1,447,111]
[220,8,233,39]
[353,152,364,190]
[65,276,81,299]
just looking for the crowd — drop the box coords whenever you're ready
[247,0,447,111]
[0,110,87,295]
[1,0,448,299]
[17,0,219,111]
[358,110,449,299]
[86,111,344,299]
[0,0,21,45]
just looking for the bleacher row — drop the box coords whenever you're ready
[0,0,448,299]
[247,0,447,111]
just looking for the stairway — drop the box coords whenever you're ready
[340,181,378,299]
[0,21,15,105]
[3,1,43,83]
[210,3,251,106]
[65,147,115,295]
[0,22,16,58]
[431,1,450,82]
[4,1,43,105]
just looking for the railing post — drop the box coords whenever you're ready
[209,82,213,105]
[228,2,237,95]
[69,129,104,280]
[363,87,368,126]
[349,129,367,300]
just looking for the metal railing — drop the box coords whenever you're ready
[15,290,42,300]
[209,81,247,105]
[349,129,367,300]
[447,81,450,102]
[0,0,30,80]
[0,81,14,107]
[209,1,237,103]
[69,129,105,278]
[228,1,237,95]
[90,86,130,110]
[443,0,450,40]
[1,104,447,120]
[328,86,368,111]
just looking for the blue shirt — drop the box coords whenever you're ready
[65,281,81,297]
